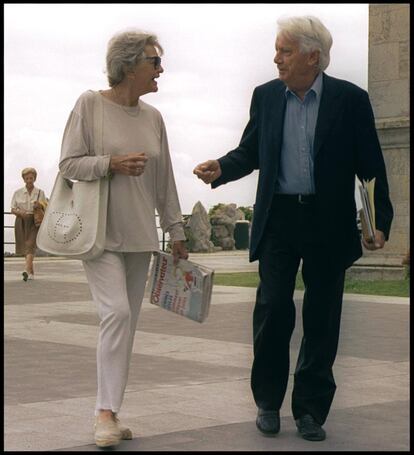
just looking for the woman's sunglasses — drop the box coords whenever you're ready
[145,56,162,69]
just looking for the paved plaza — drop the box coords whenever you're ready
[4,252,410,451]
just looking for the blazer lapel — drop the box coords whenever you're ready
[268,82,287,159]
[314,73,343,157]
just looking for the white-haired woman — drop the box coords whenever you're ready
[59,30,188,448]
[11,167,47,281]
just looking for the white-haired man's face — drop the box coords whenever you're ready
[274,33,319,93]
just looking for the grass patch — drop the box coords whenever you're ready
[214,272,409,298]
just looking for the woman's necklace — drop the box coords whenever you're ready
[110,87,140,117]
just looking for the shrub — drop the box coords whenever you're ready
[238,206,253,222]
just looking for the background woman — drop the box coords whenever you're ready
[10,167,47,281]
[58,30,188,448]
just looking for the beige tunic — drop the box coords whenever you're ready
[59,90,186,252]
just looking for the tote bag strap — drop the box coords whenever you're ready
[61,91,103,189]
[93,91,104,156]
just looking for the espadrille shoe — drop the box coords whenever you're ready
[114,415,133,440]
[94,415,122,448]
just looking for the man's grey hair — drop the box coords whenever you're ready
[277,16,333,72]
[106,29,163,87]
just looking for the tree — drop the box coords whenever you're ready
[238,206,253,222]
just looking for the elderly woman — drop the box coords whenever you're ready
[58,30,188,448]
[10,167,47,281]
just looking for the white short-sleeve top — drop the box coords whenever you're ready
[11,187,47,214]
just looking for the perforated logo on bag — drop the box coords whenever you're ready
[47,211,83,244]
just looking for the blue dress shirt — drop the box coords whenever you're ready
[275,71,323,194]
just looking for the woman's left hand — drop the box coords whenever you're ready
[172,241,189,265]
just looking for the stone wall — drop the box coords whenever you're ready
[368,4,410,260]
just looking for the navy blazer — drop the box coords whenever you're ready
[212,73,393,269]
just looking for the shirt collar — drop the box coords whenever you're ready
[285,71,323,101]
[23,186,37,195]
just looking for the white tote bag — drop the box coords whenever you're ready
[37,92,109,260]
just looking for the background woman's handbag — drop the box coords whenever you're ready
[37,92,109,260]
[33,193,46,228]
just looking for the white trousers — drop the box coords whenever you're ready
[83,250,151,415]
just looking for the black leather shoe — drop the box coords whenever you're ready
[295,414,326,441]
[256,409,280,435]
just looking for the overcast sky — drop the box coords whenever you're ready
[4,3,368,215]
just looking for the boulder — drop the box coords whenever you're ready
[209,203,244,250]
[184,201,215,253]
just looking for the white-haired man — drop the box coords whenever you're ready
[194,16,393,441]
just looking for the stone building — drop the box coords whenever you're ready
[368,3,410,261]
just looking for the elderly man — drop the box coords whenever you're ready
[194,16,393,441]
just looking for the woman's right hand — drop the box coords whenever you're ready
[13,208,22,218]
[14,208,30,219]
[110,153,148,177]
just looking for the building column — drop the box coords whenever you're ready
[368,3,410,261]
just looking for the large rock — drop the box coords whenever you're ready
[210,203,244,250]
[184,201,215,253]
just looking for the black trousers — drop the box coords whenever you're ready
[251,195,346,425]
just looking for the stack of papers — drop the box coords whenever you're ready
[147,251,214,323]
[358,178,376,243]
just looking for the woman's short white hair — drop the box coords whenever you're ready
[277,16,333,72]
[21,167,37,179]
[106,29,163,87]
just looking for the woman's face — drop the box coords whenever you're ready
[129,45,164,96]
[23,173,36,189]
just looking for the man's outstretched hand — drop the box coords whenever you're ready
[193,160,222,184]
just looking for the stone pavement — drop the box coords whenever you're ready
[4,253,410,451]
